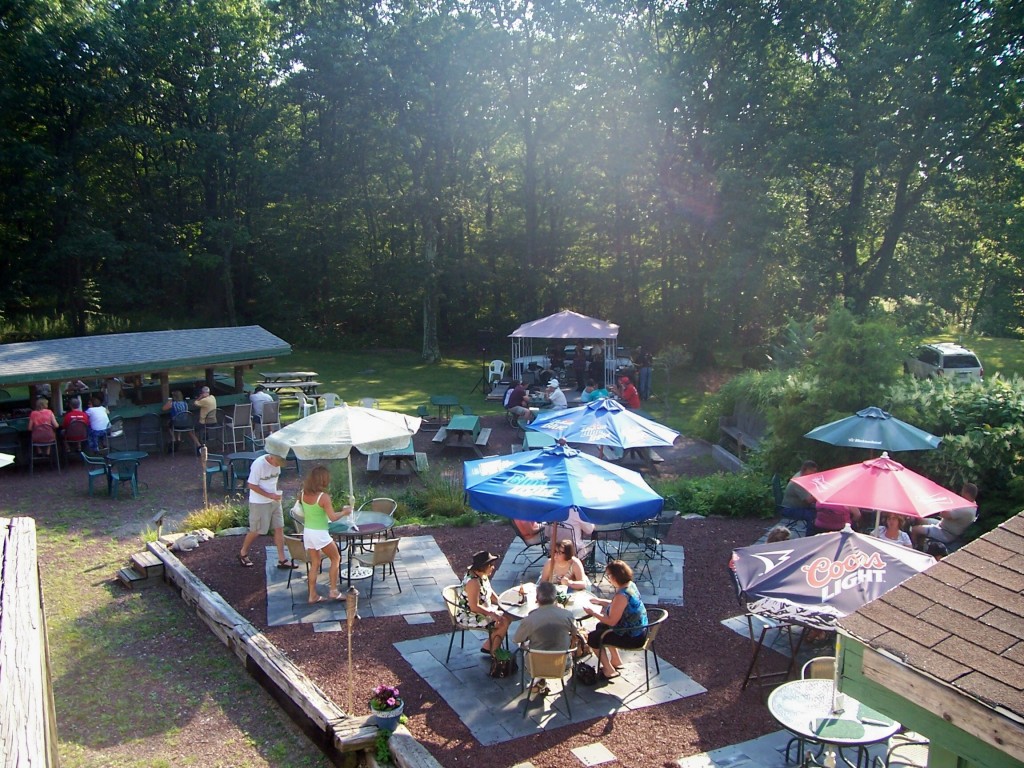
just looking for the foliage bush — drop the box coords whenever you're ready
[662,472,773,519]
[181,500,248,532]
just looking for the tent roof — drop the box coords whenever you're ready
[0,325,290,386]
[508,310,619,340]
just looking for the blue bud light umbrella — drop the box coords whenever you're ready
[463,444,663,525]
[527,398,679,450]
[804,406,941,452]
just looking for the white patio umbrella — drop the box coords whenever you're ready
[264,404,421,503]
[0,452,14,469]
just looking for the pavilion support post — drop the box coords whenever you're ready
[204,367,215,389]
[159,372,170,402]
[233,366,245,393]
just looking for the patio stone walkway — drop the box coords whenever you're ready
[263,529,703,746]
[263,534,455,626]
[394,630,706,746]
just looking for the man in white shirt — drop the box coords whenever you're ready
[238,453,296,570]
[545,379,568,410]
[912,482,978,549]
[249,385,274,423]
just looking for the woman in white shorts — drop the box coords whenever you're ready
[300,465,352,603]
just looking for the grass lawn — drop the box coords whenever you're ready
[925,333,1024,378]
[271,349,703,431]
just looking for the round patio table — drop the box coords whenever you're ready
[329,511,396,587]
[498,582,598,622]
[767,677,900,767]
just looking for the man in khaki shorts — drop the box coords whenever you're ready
[238,453,296,570]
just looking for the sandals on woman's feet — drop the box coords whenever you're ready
[238,553,254,567]
[276,559,298,570]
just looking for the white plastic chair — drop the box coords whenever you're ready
[295,391,317,419]
[488,360,506,385]
[321,393,342,409]
[359,397,379,409]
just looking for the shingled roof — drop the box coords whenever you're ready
[839,513,1024,722]
[0,326,291,386]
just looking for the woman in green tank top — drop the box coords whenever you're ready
[300,465,352,603]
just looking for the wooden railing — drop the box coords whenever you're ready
[0,516,60,767]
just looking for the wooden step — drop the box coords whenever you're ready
[131,550,164,578]
[116,567,163,590]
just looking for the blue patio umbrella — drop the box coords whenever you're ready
[463,444,663,525]
[526,398,679,449]
[803,406,941,452]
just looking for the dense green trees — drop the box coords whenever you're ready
[1,1,1021,357]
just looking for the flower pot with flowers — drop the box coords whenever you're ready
[369,685,404,732]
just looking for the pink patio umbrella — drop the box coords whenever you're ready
[791,452,976,529]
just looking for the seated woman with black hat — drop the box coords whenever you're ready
[457,550,513,654]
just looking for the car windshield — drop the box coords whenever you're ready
[944,354,980,369]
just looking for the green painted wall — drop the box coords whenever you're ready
[839,639,1023,768]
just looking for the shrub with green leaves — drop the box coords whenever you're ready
[664,472,773,519]
[181,500,248,532]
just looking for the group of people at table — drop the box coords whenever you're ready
[456,544,647,687]
[780,459,978,555]
[503,372,642,424]
[28,393,113,455]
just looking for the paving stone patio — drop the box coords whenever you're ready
[394,629,706,746]
[263,534,454,626]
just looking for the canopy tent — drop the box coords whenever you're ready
[508,310,619,385]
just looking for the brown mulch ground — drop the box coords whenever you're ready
[174,414,781,767]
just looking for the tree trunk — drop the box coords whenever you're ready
[421,217,441,363]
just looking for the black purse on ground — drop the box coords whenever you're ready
[488,653,519,678]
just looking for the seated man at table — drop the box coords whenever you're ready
[62,397,89,431]
[249,384,274,424]
[192,386,218,450]
[513,581,581,694]
[580,379,611,403]
[614,375,641,409]
[503,378,534,423]
[544,379,568,410]
[780,460,820,532]
[513,518,545,547]
[912,482,978,550]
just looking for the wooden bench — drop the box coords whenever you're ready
[432,427,448,444]
[475,427,492,449]
[366,453,381,472]
[719,400,766,462]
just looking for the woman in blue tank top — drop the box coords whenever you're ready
[583,559,648,680]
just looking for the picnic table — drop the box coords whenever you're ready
[259,371,319,382]
[365,439,428,475]
[429,394,460,421]
[258,380,322,397]
[432,414,491,457]
[521,431,556,450]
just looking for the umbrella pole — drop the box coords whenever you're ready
[347,454,355,507]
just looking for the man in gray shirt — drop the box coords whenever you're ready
[514,582,580,694]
